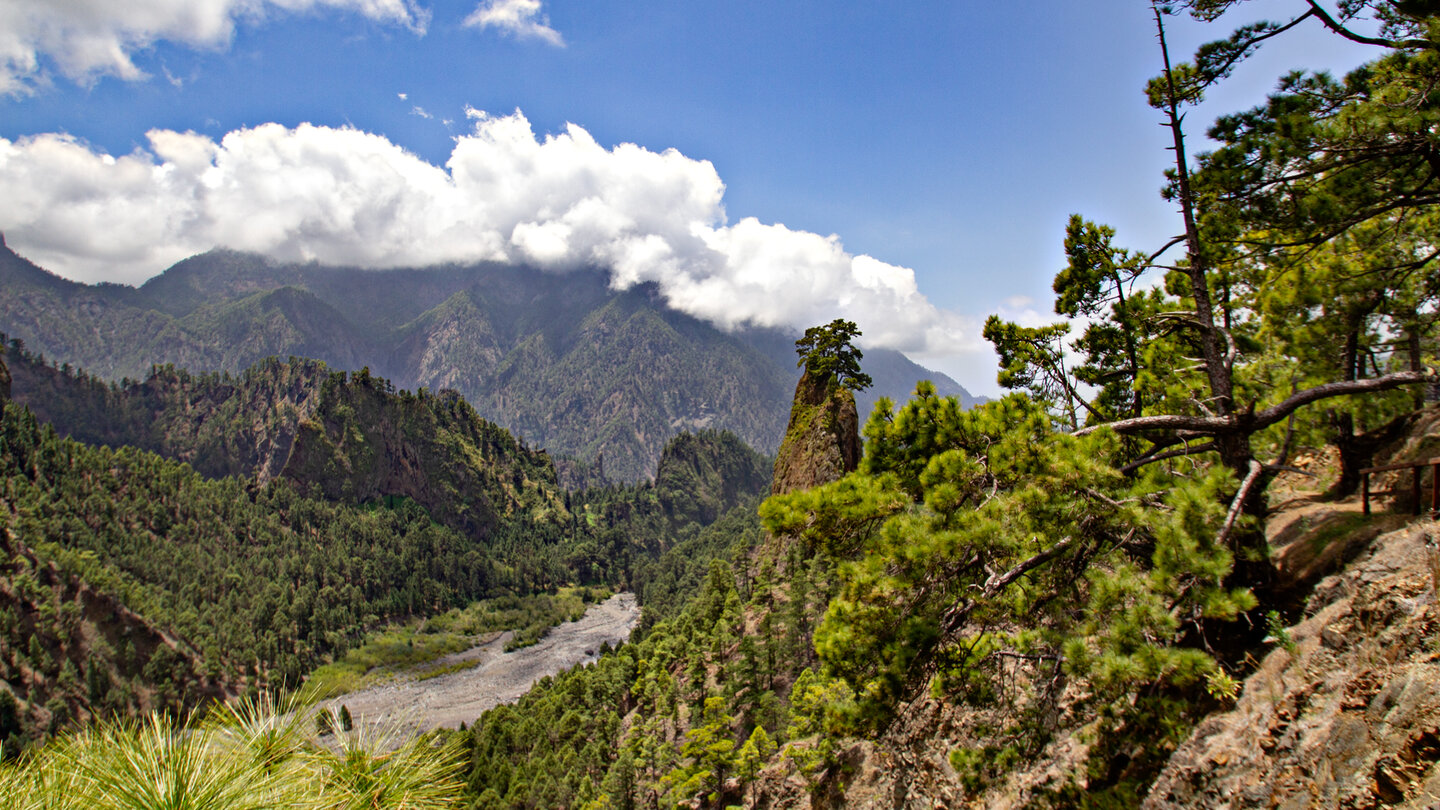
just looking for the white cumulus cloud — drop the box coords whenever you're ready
[0,111,979,357]
[0,0,429,95]
[462,0,563,47]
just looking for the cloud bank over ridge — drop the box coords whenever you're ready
[0,111,975,356]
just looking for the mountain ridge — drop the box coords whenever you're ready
[0,241,983,480]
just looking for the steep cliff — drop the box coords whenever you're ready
[770,370,861,496]
[1146,517,1440,809]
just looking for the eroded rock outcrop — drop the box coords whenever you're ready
[770,369,861,496]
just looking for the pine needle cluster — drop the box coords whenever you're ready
[0,694,464,809]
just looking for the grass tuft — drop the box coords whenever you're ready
[0,694,464,809]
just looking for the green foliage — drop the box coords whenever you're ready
[982,318,1080,428]
[949,744,1022,795]
[973,9,1440,652]
[1205,668,1241,702]
[1163,14,1440,483]
[757,473,906,557]
[664,696,736,805]
[1265,610,1296,653]
[0,394,604,739]
[734,724,775,783]
[765,389,1251,741]
[794,319,873,392]
[649,431,772,526]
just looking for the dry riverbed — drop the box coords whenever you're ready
[326,592,639,734]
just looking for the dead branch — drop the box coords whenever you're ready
[1119,441,1218,474]
[1218,459,1264,548]
[941,536,1076,636]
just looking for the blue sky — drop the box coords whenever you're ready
[0,1,1380,391]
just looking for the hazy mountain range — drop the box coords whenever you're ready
[0,235,981,480]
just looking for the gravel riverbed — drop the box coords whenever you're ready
[327,592,639,734]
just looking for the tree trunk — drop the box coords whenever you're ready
[1330,324,1364,496]
[1330,410,1365,497]
[1330,409,1419,498]
[1409,327,1424,409]
[1154,5,1268,590]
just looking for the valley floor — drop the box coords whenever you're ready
[326,592,639,735]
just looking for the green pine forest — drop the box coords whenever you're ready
[0,338,772,749]
[3,2,1440,807]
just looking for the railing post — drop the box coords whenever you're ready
[1359,458,1440,517]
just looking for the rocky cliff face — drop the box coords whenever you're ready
[1147,517,1440,808]
[770,370,861,496]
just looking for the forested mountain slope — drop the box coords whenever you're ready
[0,238,978,480]
[0,396,531,741]
[0,343,774,755]
[461,333,864,809]
[3,339,564,540]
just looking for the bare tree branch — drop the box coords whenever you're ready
[1119,441,1219,474]
[1145,234,1188,265]
[983,535,1075,598]
[1218,459,1264,547]
[1076,369,1434,438]
[940,536,1077,636]
[1305,0,1437,51]
[1251,368,1435,429]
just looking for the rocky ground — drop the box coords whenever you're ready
[1146,515,1440,809]
[326,592,639,735]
